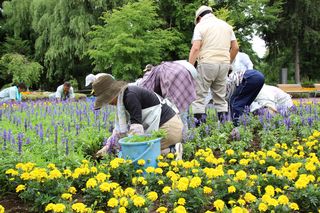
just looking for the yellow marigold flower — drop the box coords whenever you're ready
[228,186,236,193]
[124,187,135,197]
[275,188,282,193]
[48,169,62,179]
[107,198,119,208]
[86,178,97,188]
[136,169,143,174]
[147,191,158,201]
[120,197,129,207]
[63,169,72,177]
[228,200,236,206]
[72,203,87,213]
[156,206,168,213]
[189,177,201,188]
[289,202,299,210]
[95,172,108,183]
[203,186,213,194]
[173,205,187,213]
[295,175,309,189]
[137,159,145,166]
[113,186,124,198]
[162,186,171,194]
[167,153,175,159]
[265,185,275,197]
[214,199,225,211]
[155,168,163,174]
[239,159,249,166]
[45,203,55,212]
[235,170,247,181]
[133,196,145,207]
[171,161,178,167]
[5,169,19,176]
[90,166,97,173]
[305,162,316,172]
[278,195,289,205]
[16,184,26,193]
[0,204,5,213]
[96,211,105,213]
[99,182,111,192]
[177,177,189,191]
[244,193,256,203]
[157,155,164,161]
[225,149,234,156]
[52,203,65,213]
[61,193,72,201]
[228,169,235,175]
[145,167,155,173]
[177,198,186,205]
[118,207,126,213]
[238,199,246,206]
[231,206,244,213]
[47,163,56,169]
[158,180,164,185]
[205,211,214,213]
[258,203,268,212]
[259,160,265,165]
[109,158,124,169]
[82,159,89,164]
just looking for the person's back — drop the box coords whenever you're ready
[196,14,234,64]
[0,83,26,102]
[232,52,253,72]
[0,87,16,102]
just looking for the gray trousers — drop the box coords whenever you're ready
[191,63,229,114]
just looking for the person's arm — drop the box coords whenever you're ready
[189,27,202,66]
[8,87,17,101]
[69,87,75,99]
[55,86,62,99]
[230,40,239,64]
[189,41,201,66]
[244,54,253,70]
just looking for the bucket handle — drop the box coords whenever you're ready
[131,142,153,164]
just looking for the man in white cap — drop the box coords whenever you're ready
[85,73,113,87]
[189,5,239,126]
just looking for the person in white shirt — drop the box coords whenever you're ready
[0,83,27,102]
[250,84,293,113]
[232,51,253,72]
[50,82,75,101]
[189,5,239,126]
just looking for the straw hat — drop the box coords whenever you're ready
[195,5,213,24]
[93,75,127,110]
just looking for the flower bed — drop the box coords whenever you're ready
[0,99,319,212]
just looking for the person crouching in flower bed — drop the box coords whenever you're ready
[226,68,265,127]
[94,75,183,160]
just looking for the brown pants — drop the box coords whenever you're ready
[159,114,183,150]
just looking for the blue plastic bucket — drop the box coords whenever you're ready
[118,137,161,168]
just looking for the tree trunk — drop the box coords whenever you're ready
[294,39,300,83]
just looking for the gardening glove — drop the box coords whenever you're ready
[96,145,108,157]
[128,124,144,136]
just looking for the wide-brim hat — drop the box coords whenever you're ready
[195,5,213,24]
[93,75,127,110]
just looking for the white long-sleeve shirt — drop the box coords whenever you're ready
[232,52,253,72]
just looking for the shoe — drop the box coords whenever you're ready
[175,143,183,161]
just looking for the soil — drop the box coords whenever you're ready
[0,193,30,213]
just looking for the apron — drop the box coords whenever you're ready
[141,94,163,133]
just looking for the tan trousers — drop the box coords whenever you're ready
[191,63,229,113]
[159,114,183,150]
